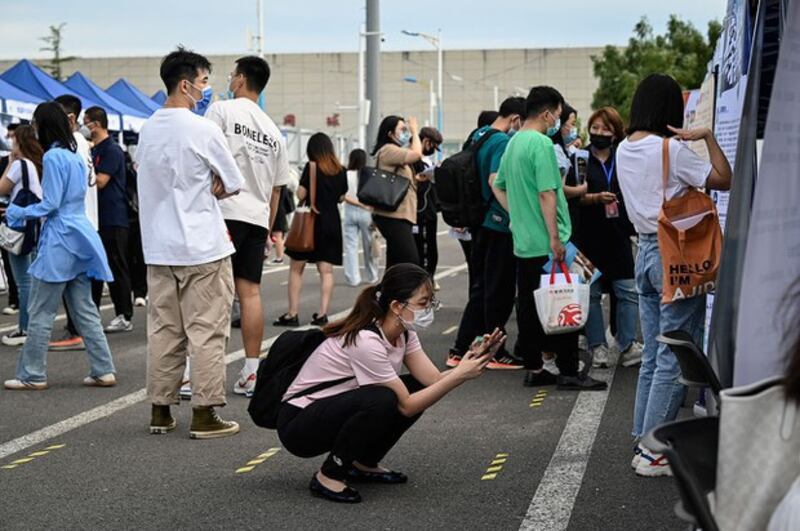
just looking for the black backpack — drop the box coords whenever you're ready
[434,128,500,228]
[15,161,41,256]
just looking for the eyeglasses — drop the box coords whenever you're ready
[404,297,439,311]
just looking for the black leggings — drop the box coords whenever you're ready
[277,375,424,481]
[373,215,419,268]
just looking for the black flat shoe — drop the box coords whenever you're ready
[309,475,361,503]
[273,313,299,327]
[556,374,608,391]
[310,313,328,326]
[523,369,558,387]
[347,467,408,484]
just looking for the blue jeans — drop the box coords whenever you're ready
[585,278,638,351]
[15,274,116,383]
[632,234,705,439]
[7,252,32,331]
[343,204,378,286]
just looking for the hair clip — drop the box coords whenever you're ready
[375,290,382,300]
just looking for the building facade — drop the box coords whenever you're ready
[0,46,602,148]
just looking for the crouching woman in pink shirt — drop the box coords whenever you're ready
[277,263,505,503]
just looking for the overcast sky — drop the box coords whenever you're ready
[0,0,727,59]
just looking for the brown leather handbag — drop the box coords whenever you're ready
[285,162,318,253]
[657,138,723,304]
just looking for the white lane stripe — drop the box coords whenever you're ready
[0,303,115,336]
[442,325,458,335]
[0,263,467,460]
[518,361,619,531]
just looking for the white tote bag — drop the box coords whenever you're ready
[716,376,800,531]
[534,261,590,335]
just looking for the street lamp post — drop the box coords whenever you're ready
[401,29,443,157]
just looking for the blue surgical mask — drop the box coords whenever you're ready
[397,130,411,146]
[188,82,214,115]
[546,117,561,137]
[564,127,578,145]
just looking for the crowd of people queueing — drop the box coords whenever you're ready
[0,46,734,502]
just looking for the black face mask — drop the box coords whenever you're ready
[423,148,435,156]
[590,134,614,150]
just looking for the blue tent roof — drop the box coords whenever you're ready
[0,59,105,112]
[151,90,167,105]
[0,77,43,105]
[0,77,43,119]
[65,72,148,120]
[107,78,160,115]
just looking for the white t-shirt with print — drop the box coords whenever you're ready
[74,132,99,231]
[134,108,245,266]
[6,159,43,203]
[205,98,291,229]
[615,135,713,234]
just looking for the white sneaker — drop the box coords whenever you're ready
[631,444,644,470]
[233,371,257,396]
[635,447,673,477]
[619,342,644,367]
[592,345,610,368]
[104,315,133,333]
[2,329,27,346]
[2,305,18,315]
[83,373,117,387]
[4,378,47,390]
[542,356,560,376]
[134,297,147,307]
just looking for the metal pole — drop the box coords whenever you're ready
[437,29,443,158]
[256,0,263,56]
[429,79,435,127]
[358,23,366,150]
[493,86,499,110]
[365,0,381,153]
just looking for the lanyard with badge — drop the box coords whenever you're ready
[601,158,619,219]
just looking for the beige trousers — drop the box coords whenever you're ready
[146,258,234,407]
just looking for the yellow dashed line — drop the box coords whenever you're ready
[1,443,65,471]
[530,391,548,408]
[236,448,281,474]
[481,452,509,481]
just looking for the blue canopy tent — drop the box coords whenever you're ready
[65,72,148,132]
[0,77,43,120]
[0,59,121,130]
[107,78,160,115]
[151,90,167,105]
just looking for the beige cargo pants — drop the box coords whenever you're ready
[146,258,234,407]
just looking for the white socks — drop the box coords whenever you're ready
[245,358,260,374]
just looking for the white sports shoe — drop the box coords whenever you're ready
[134,297,147,307]
[592,345,610,368]
[635,447,673,477]
[233,371,257,396]
[104,315,133,333]
[619,342,644,367]
[542,356,560,376]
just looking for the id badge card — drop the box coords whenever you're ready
[605,202,620,219]
[412,225,420,234]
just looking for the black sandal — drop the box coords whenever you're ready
[309,475,361,503]
[273,313,299,327]
[310,313,328,326]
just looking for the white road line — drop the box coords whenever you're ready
[518,360,619,531]
[442,325,458,335]
[0,263,467,460]
[0,303,115,336]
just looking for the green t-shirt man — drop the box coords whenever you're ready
[493,129,572,258]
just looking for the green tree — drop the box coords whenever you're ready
[39,23,76,81]
[591,16,722,122]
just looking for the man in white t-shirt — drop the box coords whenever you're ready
[205,56,291,397]
[135,47,245,440]
[52,95,99,352]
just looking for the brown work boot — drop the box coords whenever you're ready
[150,405,176,434]
[189,406,240,439]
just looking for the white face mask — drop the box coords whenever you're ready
[400,305,435,331]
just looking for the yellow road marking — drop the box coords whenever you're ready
[496,453,509,458]
[481,473,497,481]
[491,459,507,465]
[27,451,50,457]
[237,448,281,474]
[11,458,34,464]
[45,444,66,450]
[1,464,18,469]
[486,465,503,473]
